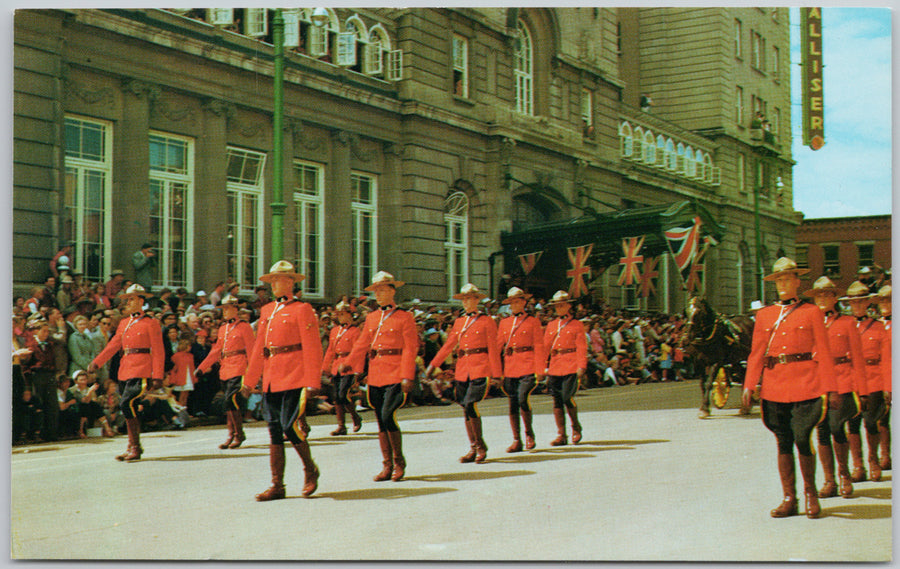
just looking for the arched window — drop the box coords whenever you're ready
[684,146,696,178]
[643,130,656,164]
[633,127,644,161]
[619,122,633,158]
[337,15,368,69]
[702,152,712,182]
[693,149,704,180]
[514,20,534,116]
[444,191,469,298]
[665,138,676,170]
[366,24,391,76]
[656,135,666,168]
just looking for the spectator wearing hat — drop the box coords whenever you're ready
[875,285,892,472]
[842,281,890,483]
[56,275,75,313]
[345,271,418,482]
[427,283,502,464]
[543,290,586,446]
[67,315,96,376]
[496,286,545,453]
[88,284,164,461]
[104,270,125,301]
[742,257,837,519]
[245,261,323,501]
[132,243,156,291]
[24,318,61,441]
[804,276,865,499]
[185,291,208,316]
[197,294,256,449]
[322,300,363,436]
[208,281,227,307]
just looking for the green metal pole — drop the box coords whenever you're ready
[271,8,286,262]
[754,183,762,303]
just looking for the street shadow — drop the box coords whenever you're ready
[12,445,63,454]
[406,469,535,482]
[581,439,669,447]
[490,453,597,464]
[313,486,457,501]
[821,503,892,520]
[847,487,892,500]
[142,452,267,461]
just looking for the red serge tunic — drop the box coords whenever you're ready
[497,313,546,378]
[882,317,892,393]
[91,313,164,381]
[823,312,866,395]
[744,301,837,403]
[348,307,418,387]
[322,324,360,376]
[856,317,888,396]
[244,299,323,393]
[543,316,587,376]
[429,313,503,382]
[197,319,256,380]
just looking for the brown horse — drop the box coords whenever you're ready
[684,297,755,418]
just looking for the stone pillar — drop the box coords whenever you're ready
[195,98,230,290]
[324,130,353,299]
[380,141,403,286]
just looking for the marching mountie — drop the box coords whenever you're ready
[803,276,865,498]
[345,271,418,482]
[322,300,362,436]
[245,261,323,501]
[842,281,891,483]
[496,286,546,452]
[426,283,503,463]
[196,294,256,450]
[543,290,587,446]
[875,285,892,472]
[88,284,164,461]
[741,258,837,519]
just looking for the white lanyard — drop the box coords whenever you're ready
[504,314,527,351]
[263,300,291,346]
[550,317,572,352]
[370,308,397,350]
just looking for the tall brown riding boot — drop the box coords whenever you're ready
[228,410,246,448]
[350,406,363,433]
[879,424,891,470]
[331,404,348,436]
[506,414,522,453]
[566,404,582,444]
[255,444,286,501]
[550,408,567,446]
[834,441,853,498]
[373,432,393,482]
[521,409,536,450]
[291,440,320,498]
[848,433,867,482]
[798,454,821,518]
[116,418,143,461]
[867,431,882,481]
[388,431,405,481]
[817,444,837,498]
[460,418,477,463]
[472,416,488,463]
[219,412,235,449]
[770,453,798,518]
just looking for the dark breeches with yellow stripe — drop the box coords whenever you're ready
[367,384,406,432]
[762,397,827,455]
[263,388,309,445]
[503,375,537,414]
[118,378,148,419]
[453,377,488,419]
[816,392,859,445]
[221,376,245,412]
[548,373,579,410]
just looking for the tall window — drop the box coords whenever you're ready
[771,45,780,79]
[452,34,469,97]
[351,172,378,294]
[642,130,656,164]
[514,19,534,115]
[856,242,875,269]
[444,191,469,298]
[226,147,266,289]
[293,161,325,298]
[149,132,194,289]
[64,115,112,283]
[735,86,744,125]
[734,19,742,58]
[751,31,764,70]
[736,153,746,194]
[822,244,840,278]
[795,244,809,269]
[665,138,676,170]
[772,107,781,135]
[619,122,633,158]
[581,88,593,135]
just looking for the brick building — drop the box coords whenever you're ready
[14,8,798,311]
[796,215,892,291]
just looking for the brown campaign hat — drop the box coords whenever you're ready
[452,283,487,300]
[763,257,810,281]
[119,283,153,300]
[802,276,843,298]
[546,290,573,306]
[364,270,405,291]
[501,286,532,304]
[259,260,306,283]
[876,285,892,300]
[839,281,875,302]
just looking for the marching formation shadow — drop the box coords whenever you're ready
[313,486,457,501]
[405,469,534,483]
[821,503,892,520]
[142,452,267,462]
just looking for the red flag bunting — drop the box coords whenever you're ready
[639,256,659,298]
[664,216,702,284]
[566,244,594,297]
[518,251,543,275]
[617,236,645,286]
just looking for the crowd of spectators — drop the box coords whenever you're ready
[12,267,699,446]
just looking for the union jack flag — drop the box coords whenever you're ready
[664,216,702,285]
[639,256,659,298]
[685,241,709,293]
[617,236,645,286]
[566,244,594,297]
[517,251,543,275]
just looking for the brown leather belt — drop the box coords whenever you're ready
[505,346,534,356]
[124,348,150,355]
[222,349,246,358]
[369,348,401,358]
[834,355,852,365]
[865,357,882,366]
[336,351,350,358]
[550,348,576,356]
[457,347,488,357]
[263,344,302,358]
[764,352,812,369]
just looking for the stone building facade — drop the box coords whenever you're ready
[14,7,799,311]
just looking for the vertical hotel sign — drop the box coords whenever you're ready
[801,7,825,150]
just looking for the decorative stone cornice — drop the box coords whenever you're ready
[287,118,324,151]
[60,63,114,105]
[120,78,160,101]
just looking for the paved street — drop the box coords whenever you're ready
[10,382,892,561]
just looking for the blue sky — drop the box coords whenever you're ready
[789,7,892,219]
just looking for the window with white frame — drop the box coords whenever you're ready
[514,19,534,115]
[751,30,764,70]
[351,172,378,294]
[366,26,387,75]
[633,126,644,161]
[207,8,233,26]
[695,149,705,180]
[856,242,875,269]
[283,8,301,48]
[619,122,633,158]
[735,86,744,125]
[387,48,403,81]
[684,146,696,178]
[444,191,469,298]
[665,138,677,170]
[149,132,194,289]
[244,8,268,37]
[64,115,112,283]
[734,19,742,58]
[771,45,780,79]
[642,130,655,164]
[656,135,666,168]
[676,143,686,172]
[226,147,266,289]
[452,34,469,97]
[772,107,781,135]
[306,11,337,58]
[581,88,593,134]
[293,161,325,298]
[737,153,746,194]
